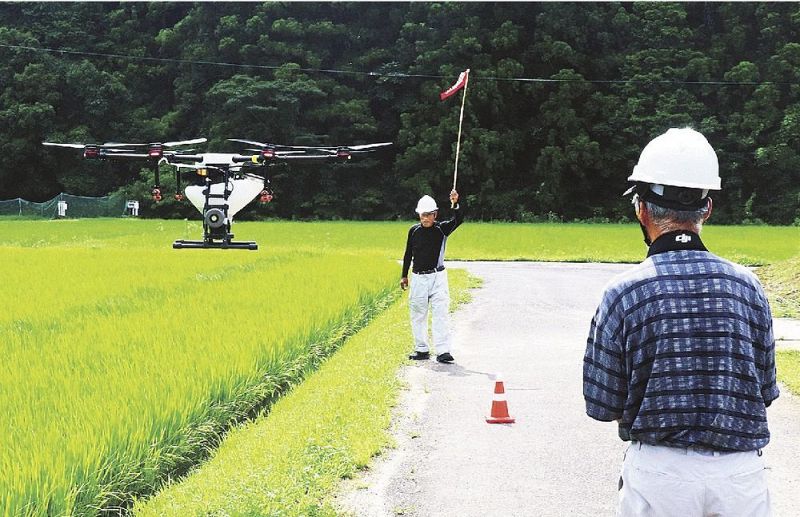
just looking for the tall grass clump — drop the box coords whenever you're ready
[1,239,397,514]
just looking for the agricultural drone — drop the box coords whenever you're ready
[42,138,391,250]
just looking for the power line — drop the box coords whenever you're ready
[0,43,442,79]
[0,42,791,87]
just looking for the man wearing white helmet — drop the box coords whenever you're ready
[583,128,778,515]
[401,189,462,363]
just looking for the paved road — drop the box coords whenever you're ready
[337,262,800,516]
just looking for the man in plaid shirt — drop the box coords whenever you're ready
[584,128,779,516]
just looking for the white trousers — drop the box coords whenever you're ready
[408,270,451,354]
[619,442,771,517]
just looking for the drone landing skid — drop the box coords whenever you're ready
[173,239,258,250]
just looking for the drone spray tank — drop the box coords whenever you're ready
[172,158,264,250]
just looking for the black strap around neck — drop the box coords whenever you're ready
[647,230,708,257]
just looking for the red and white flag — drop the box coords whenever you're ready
[439,69,470,101]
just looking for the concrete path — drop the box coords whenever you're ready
[337,262,800,516]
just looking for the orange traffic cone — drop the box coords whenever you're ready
[486,376,515,424]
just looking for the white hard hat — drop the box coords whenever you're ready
[415,195,438,214]
[628,128,721,190]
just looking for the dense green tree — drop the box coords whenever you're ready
[0,2,797,224]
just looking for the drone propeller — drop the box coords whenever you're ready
[241,148,305,156]
[227,138,270,148]
[229,140,336,152]
[101,138,207,148]
[98,148,138,153]
[42,142,87,149]
[43,141,141,159]
[345,142,393,152]
[164,138,207,147]
[227,139,392,157]
[99,142,144,148]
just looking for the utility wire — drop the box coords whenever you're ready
[0,43,442,79]
[0,42,792,87]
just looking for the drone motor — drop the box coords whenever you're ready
[147,145,164,159]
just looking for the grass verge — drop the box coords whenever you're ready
[759,256,800,395]
[757,255,800,318]
[135,269,479,516]
[777,350,800,395]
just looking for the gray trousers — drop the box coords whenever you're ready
[408,270,451,355]
[619,442,771,516]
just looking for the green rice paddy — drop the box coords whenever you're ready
[1,222,397,515]
[3,218,798,264]
[1,218,797,515]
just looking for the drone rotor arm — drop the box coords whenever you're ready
[164,154,204,163]
[275,150,310,156]
[99,152,150,159]
[276,154,343,160]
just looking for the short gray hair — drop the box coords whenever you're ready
[644,200,710,229]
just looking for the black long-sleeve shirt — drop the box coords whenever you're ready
[402,204,463,277]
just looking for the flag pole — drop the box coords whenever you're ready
[451,69,469,208]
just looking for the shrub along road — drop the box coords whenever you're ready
[337,261,800,517]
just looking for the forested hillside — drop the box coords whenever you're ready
[1,2,799,223]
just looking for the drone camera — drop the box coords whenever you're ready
[259,189,274,203]
[83,147,100,159]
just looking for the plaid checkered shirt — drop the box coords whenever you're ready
[583,232,779,451]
